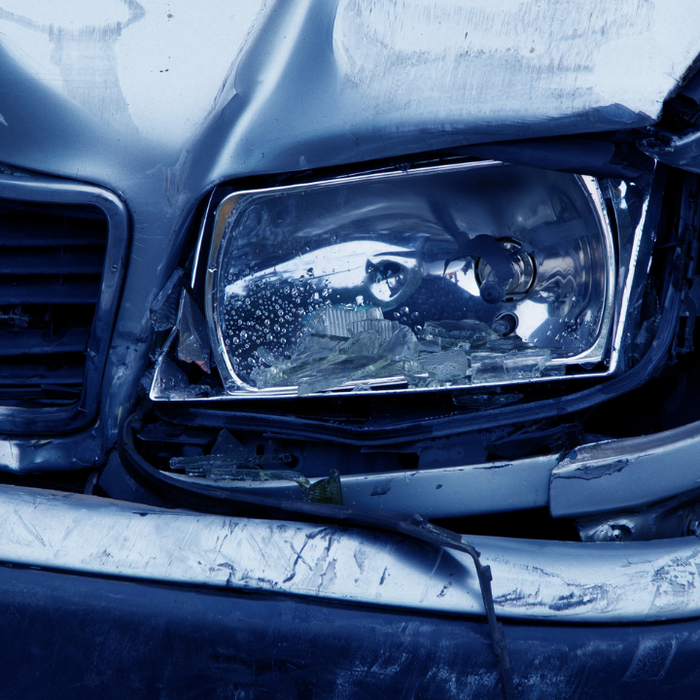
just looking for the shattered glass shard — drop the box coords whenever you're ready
[247,303,553,394]
[419,349,470,382]
[254,346,284,367]
[153,355,191,396]
[503,348,551,378]
[342,329,383,356]
[347,318,402,343]
[379,325,419,360]
[421,319,496,350]
[482,336,529,353]
[470,352,506,384]
[296,355,390,396]
[171,452,295,478]
[307,306,383,339]
[250,307,413,393]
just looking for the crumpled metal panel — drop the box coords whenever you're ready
[2,483,700,623]
[550,418,700,518]
[1,0,699,187]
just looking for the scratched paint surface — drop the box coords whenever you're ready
[0,0,269,145]
[334,0,699,123]
[1,484,700,622]
[550,420,700,517]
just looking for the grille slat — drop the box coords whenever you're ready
[0,249,105,275]
[0,279,101,305]
[0,329,91,356]
[0,199,108,404]
[0,210,107,247]
[0,364,84,385]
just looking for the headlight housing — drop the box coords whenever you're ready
[151,159,650,401]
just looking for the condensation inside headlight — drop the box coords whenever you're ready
[205,161,617,397]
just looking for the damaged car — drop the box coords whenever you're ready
[3,1,700,698]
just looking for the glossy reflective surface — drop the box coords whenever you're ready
[208,162,615,396]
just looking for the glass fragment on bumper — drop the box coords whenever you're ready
[201,161,618,397]
[169,452,344,505]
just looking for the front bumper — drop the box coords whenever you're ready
[4,482,699,624]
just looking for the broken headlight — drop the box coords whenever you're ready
[152,160,649,400]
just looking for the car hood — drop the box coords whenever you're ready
[2,0,700,190]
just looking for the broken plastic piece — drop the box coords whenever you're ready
[305,469,343,505]
[210,429,246,455]
[177,290,211,373]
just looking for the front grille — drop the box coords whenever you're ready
[0,201,107,404]
[0,170,129,434]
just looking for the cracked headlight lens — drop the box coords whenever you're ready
[199,161,619,397]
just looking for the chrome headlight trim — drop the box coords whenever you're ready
[151,160,648,402]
